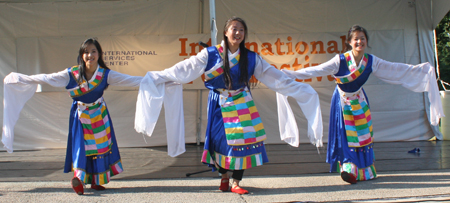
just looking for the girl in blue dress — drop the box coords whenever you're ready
[282,25,443,184]
[136,17,323,194]
[3,38,143,194]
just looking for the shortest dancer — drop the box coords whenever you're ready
[135,17,323,194]
[282,25,444,184]
[2,38,144,194]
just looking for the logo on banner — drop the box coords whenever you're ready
[103,50,157,66]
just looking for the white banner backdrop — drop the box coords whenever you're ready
[0,0,444,152]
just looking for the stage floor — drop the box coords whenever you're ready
[0,140,448,182]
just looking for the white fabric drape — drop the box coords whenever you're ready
[134,71,186,157]
[371,56,444,126]
[2,68,142,153]
[253,56,323,147]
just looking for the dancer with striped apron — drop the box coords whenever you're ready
[2,38,143,194]
[282,25,443,184]
[135,17,323,194]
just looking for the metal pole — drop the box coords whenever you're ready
[196,90,203,145]
[209,0,217,46]
[195,0,217,145]
[413,0,423,62]
[195,0,205,146]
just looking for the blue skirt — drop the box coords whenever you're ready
[202,90,269,171]
[63,102,123,185]
[326,87,375,173]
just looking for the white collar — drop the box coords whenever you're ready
[84,64,100,82]
[220,41,240,58]
[349,51,365,68]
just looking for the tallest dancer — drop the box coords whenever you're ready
[135,17,323,194]
[282,25,444,184]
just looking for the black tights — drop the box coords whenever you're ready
[218,166,244,181]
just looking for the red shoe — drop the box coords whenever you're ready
[231,185,248,194]
[341,172,357,184]
[91,184,106,191]
[71,177,84,195]
[219,178,229,192]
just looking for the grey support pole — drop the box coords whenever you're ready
[209,0,217,46]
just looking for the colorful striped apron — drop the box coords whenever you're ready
[335,53,373,147]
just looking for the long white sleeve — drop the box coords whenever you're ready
[254,55,323,147]
[152,48,209,84]
[2,70,70,153]
[371,56,444,126]
[107,70,143,87]
[135,48,208,157]
[281,55,340,79]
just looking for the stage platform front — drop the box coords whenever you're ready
[0,140,449,182]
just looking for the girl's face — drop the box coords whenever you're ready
[83,43,99,69]
[349,31,367,53]
[225,20,245,49]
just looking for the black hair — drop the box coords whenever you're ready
[76,38,109,85]
[222,17,250,90]
[345,24,370,52]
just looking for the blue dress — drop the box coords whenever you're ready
[326,53,377,181]
[63,66,123,185]
[201,45,269,171]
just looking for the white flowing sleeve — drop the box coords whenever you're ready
[254,55,323,147]
[2,70,70,153]
[107,70,143,87]
[150,48,209,84]
[371,56,444,126]
[135,48,208,157]
[281,55,340,79]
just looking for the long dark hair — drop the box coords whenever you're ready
[222,17,249,90]
[76,38,109,85]
[345,24,370,52]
